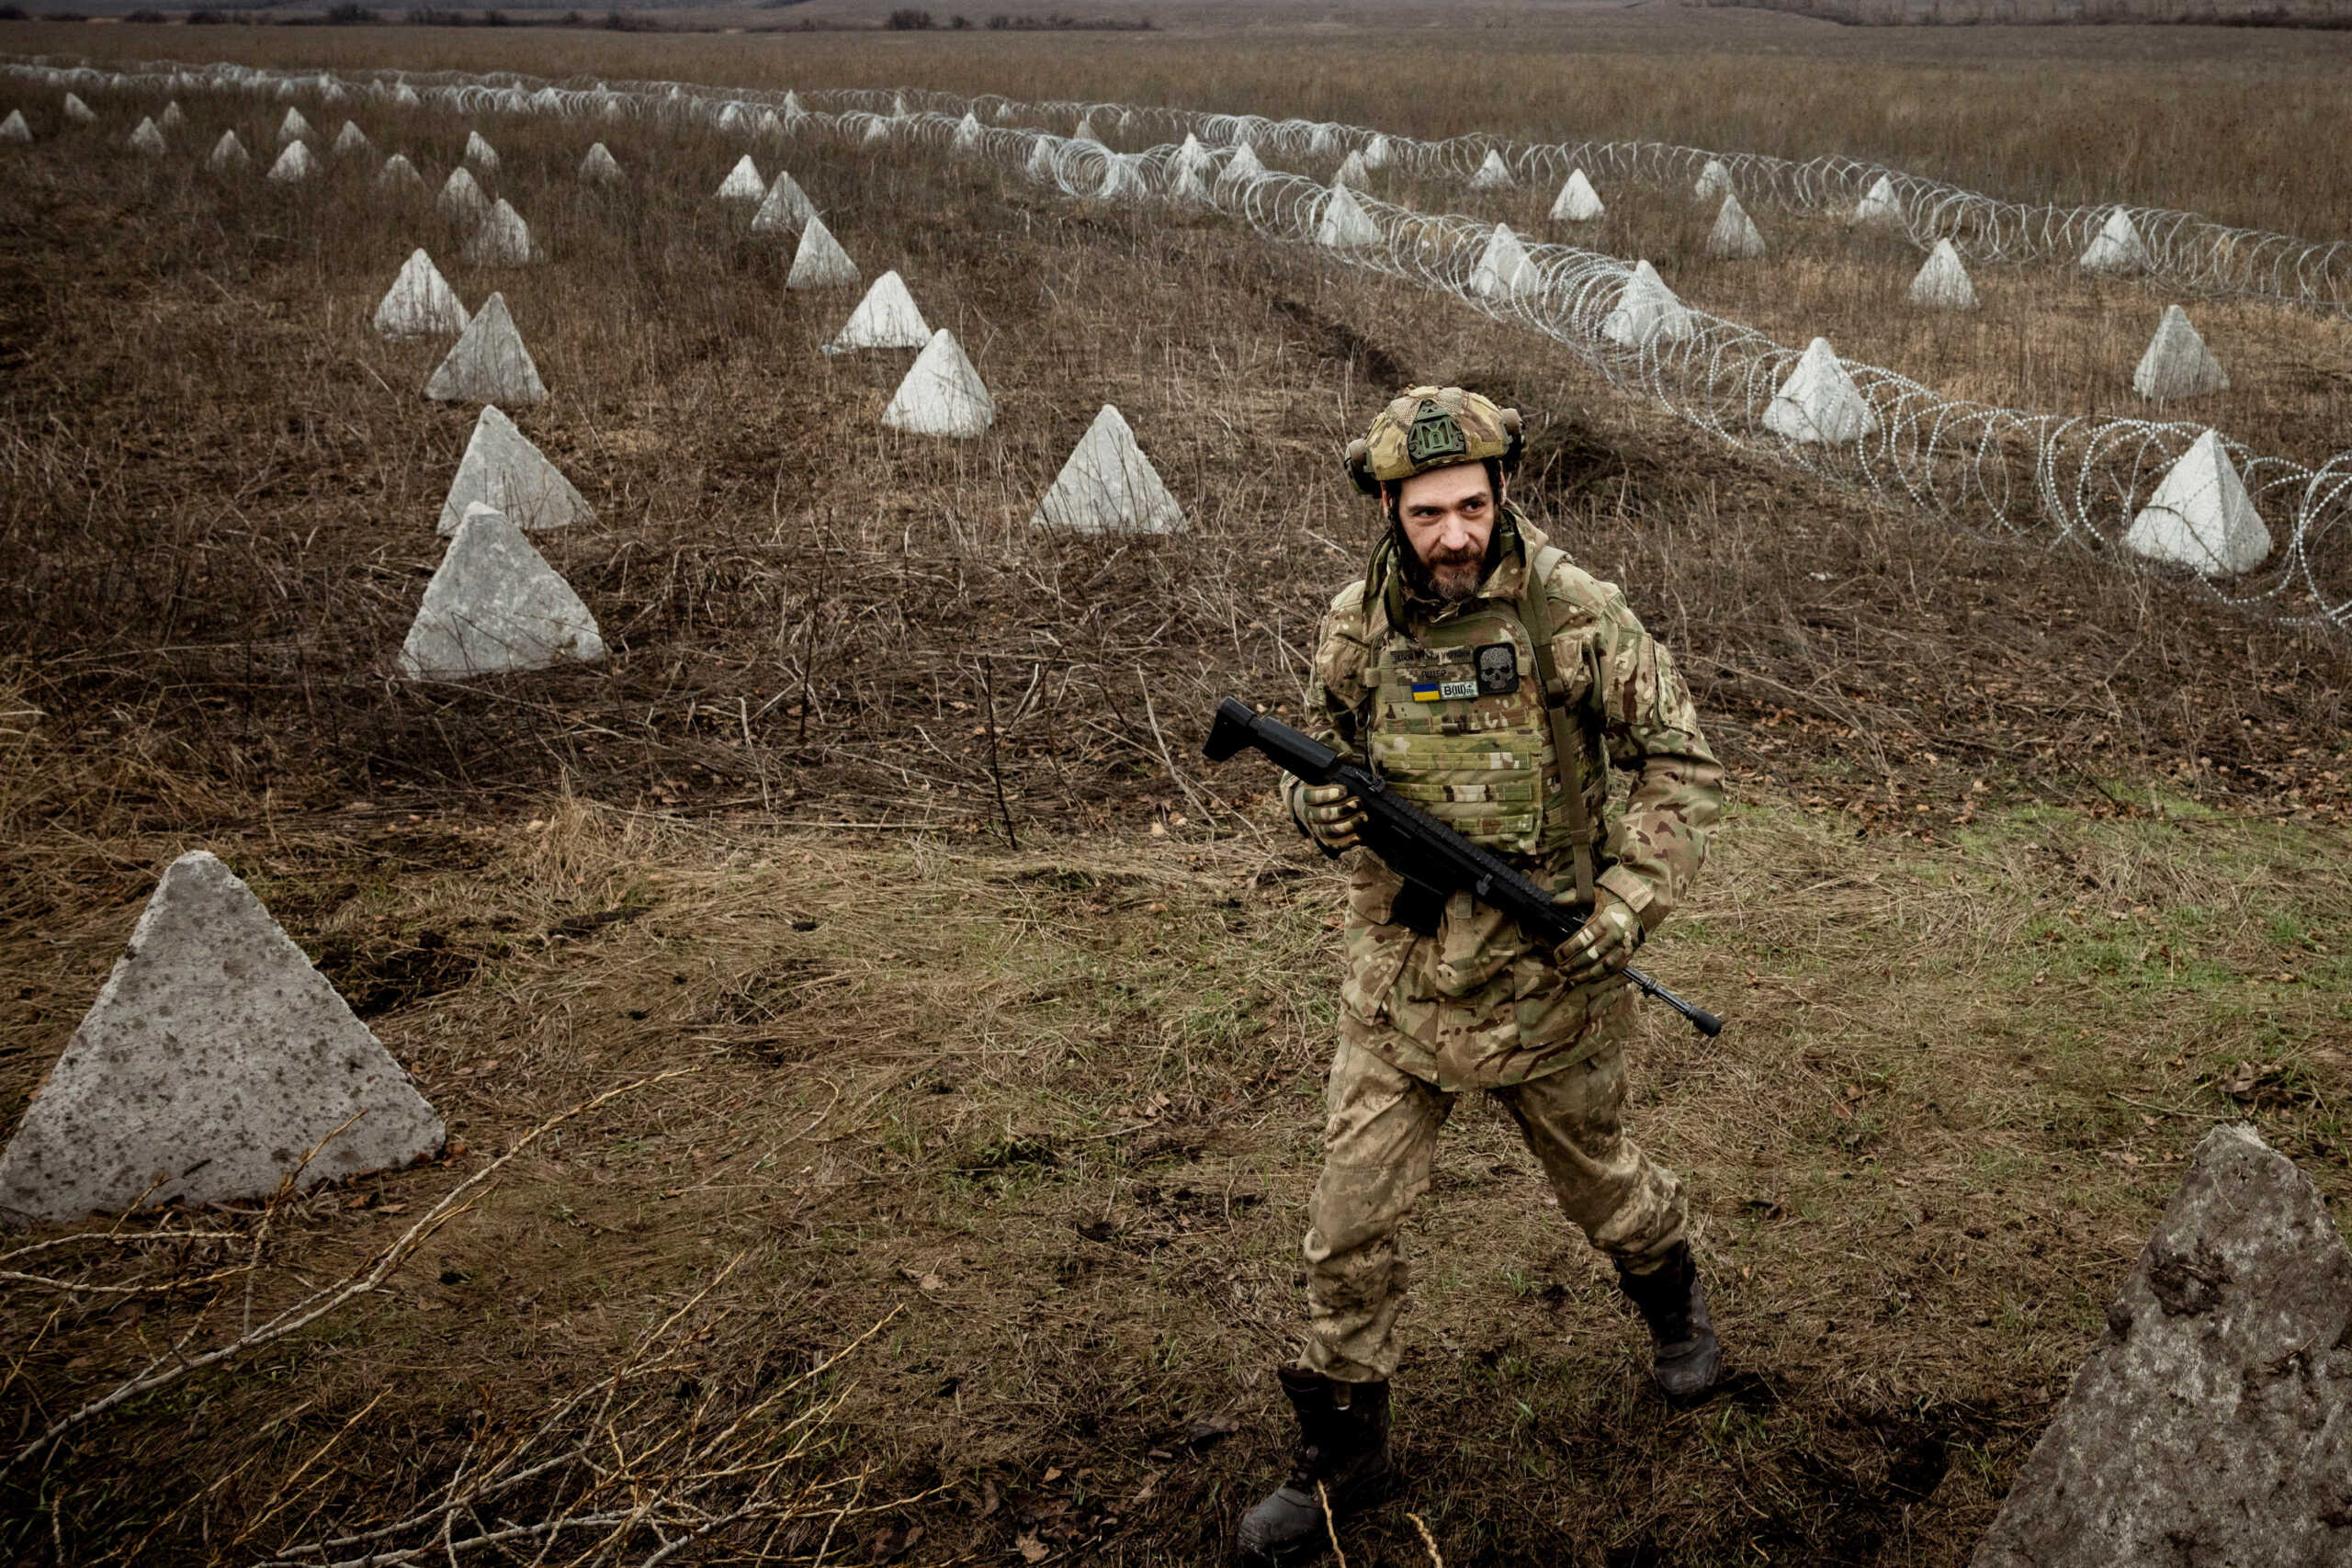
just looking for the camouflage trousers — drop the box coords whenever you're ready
[1300,1036,1688,1383]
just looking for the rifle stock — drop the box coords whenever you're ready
[1204,696,1723,1038]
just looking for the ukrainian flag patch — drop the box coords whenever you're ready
[1412,680,1477,702]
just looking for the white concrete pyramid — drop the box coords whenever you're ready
[2081,208,2146,273]
[374,248,469,339]
[756,107,785,141]
[1550,168,1603,222]
[786,90,807,117]
[62,93,94,127]
[1317,182,1380,250]
[1030,405,1184,535]
[1173,132,1207,177]
[424,292,547,404]
[1073,113,1100,144]
[1600,260,1695,347]
[1170,161,1211,206]
[953,110,982,153]
[464,198,535,266]
[892,91,911,118]
[862,118,890,148]
[1469,223,1536,299]
[266,141,319,184]
[827,269,930,351]
[1764,337,1879,444]
[377,152,424,191]
[1468,148,1513,191]
[1705,192,1766,259]
[2123,430,2270,577]
[580,141,623,185]
[209,129,248,172]
[332,119,369,157]
[1024,137,1057,183]
[1908,239,1977,309]
[1335,148,1370,189]
[881,328,994,438]
[716,152,764,202]
[0,851,444,1224]
[1853,174,1901,227]
[786,215,858,290]
[463,130,499,172]
[400,504,604,680]
[717,101,749,135]
[993,101,1013,122]
[2132,304,2228,400]
[1694,158,1732,200]
[751,170,815,235]
[0,110,28,143]
[1307,124,1337,158]
[1094,154,1142,200]
[159,99,185,131]
[277,106,311,145]
[1363,133,1392,170]
[129,117,165,156]
[437,405,592,534]
[393,82,422,108]
[1220,141,1265,183]
[436,165,489,227]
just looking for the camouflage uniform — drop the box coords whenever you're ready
[1281,506,1723,1383]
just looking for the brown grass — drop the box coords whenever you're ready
[2,14,2351,1565]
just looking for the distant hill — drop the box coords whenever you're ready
[1692,0,2352,24]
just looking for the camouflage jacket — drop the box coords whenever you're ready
[1283,513,1723,1089]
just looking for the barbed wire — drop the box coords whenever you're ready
[10,54,2352,628]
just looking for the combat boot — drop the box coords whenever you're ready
[1233,1368,1394,1567]
[1616,1243,1723,1401]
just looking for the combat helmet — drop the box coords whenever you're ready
[1344,385,1523,495]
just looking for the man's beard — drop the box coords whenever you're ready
[1423,547,1487,603]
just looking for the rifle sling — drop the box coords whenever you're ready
[1520,546,1600,909]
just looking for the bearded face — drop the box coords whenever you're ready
[1393,464,1501,603]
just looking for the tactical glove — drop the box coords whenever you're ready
[1295,782,1366,852]
[1555,890,1642,985]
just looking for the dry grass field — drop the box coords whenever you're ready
[3,10,2352,1567]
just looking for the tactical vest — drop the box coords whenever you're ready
[1360,543,1601,900]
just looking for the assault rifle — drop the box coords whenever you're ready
[1203,696,1723,1038]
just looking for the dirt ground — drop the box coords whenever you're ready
[3,14,2351,1567]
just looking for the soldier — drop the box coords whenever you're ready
[1235,388,1726,1567]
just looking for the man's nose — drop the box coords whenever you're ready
[1441,513,1474,550]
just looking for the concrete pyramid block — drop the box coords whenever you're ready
[881,328,994,438]
[1468,148,1513,190]
[2123,430,2270,576]
[331,119,369,157]
[159,98,185,131]
[377,152,424,191]
[1853,173,1901,227]
[399,504,604,680]
[1469,222,1536,299]
[862,118,890,148]
[826,269,930,352]
[892,91,912,118]
[580,141,623,185]
[374,247,469,339]
[993,100,1014,122]
[1072,113,1100,144]
[1307,124,1337,158]
[1317,182,1381,250]
[784,90,807,116]
[1030,404,1184,535]
[277,106,311,145]
[1550,168,1603,222]
[62,93,94,126]
[0,110,28,143]
[2132,304,2228,400]
[436,165,489,227]
[463,197,536,266]
[1601,260,1695,347]
[0,852,445,1224]
[1694,157,1732,200]
[1093,154,1141,201]
[1908,239,1977,309]
[1334,148,1370,189]
[437,404,592,534]
[717,101,749,135]
[1363,132,1392,170]
[953,110,982,153]
[786,214,858,290]
[1220,141,1265,184]
[1764,337,1878,444]
[1172,131,1207,177]
[424,292,547,405]
[209,129,249,172]
[1169,161,1211,206]
[2081,207,2146,273]
[751,169,815,235]
[393,82,422,108]
[129,117,165,156]
[1024,137,1057,183]
[716,152,764,202]
[1968,1124,2347,1567]
[266,141,320,185]
[1705,192,1766,260]
[463,129,499,172]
